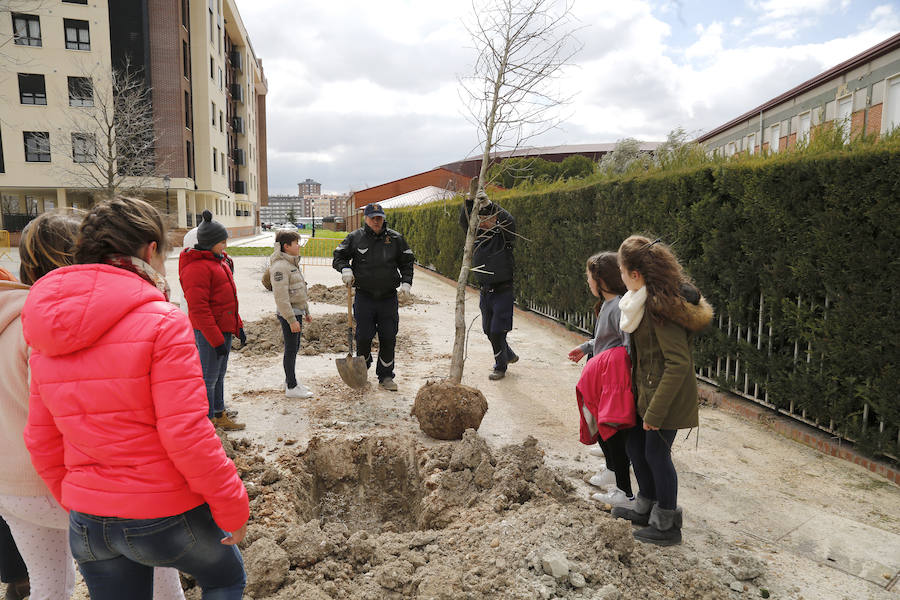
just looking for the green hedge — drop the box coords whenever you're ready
[389,148,900,459]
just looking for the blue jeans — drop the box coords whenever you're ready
[69,504,245,600]
[195,330,232,418]
[277,315,302,389]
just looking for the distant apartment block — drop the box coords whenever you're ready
[698,33,900,155]
[298,178,321,196]
[261,192,350,223]
[0,0,269,238]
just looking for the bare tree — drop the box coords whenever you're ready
[449,0,581,384]
[51,59,161,201]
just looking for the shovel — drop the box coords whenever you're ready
[336,284,368,388]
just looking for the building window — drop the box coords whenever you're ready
[181,0,188,27]
[64,19,90,50]
[211,101,216,125]
[12,13,41,46]
[884,75,900,134]
[62,0,89,4]
[71,133,95,163]
[208,8,213,43]
[217,24,222,55]
[746,132,756,155]
[213,147,217,172]
[221,151,225,171]
[182,41,190,78]
[67,76,93,106]
[186,140,193,177]
[210,56,214,79]
[23,131,50,162]
[18,73,47,105]
[0,125,5,173]
[184,90,191,128]
[837,95,852,143]
[769,124,780,153]
[218,67,223,90]
[219,110,223,132]
[797,111,811,144]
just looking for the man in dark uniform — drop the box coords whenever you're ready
[333,203,415,391]
[460,189,519,380]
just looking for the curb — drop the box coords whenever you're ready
[698,384,899,486]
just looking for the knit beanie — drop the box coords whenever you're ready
[196,210,228,250]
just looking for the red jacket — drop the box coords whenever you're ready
[21,264,249,532]
[575,346,636,444]
[178,249,242,347]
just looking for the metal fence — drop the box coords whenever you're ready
[298,237,342,267]
[523,292,897,460]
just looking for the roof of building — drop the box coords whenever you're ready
[378,186,456,210]
[697,32,900,143]
[442,142,660,167]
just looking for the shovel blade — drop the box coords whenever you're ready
[336,354,368,389]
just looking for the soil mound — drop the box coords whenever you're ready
[308,284,436,307]
[411,380,488,440]
[208,431,734,600]
[234,313,409,358]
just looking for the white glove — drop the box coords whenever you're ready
[399,282,411,295]
[341,268,354,285]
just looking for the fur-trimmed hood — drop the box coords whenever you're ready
[671,295,714,332]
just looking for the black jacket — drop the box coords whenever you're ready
[459,200,516,286]
[332,224,415,299]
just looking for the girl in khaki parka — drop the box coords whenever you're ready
[611,235,713,547]
[269,230,313,398]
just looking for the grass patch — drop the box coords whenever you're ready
[226,247,272,256]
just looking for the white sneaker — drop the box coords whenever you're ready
[589,446,605,457]
[591,487,633,508]
[588,468,617,489]
[286,383,313,398]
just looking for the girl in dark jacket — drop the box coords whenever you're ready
[612,236,713,546]
[178,211,245,430]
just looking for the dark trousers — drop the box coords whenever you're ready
[69,504,245,600]
[277,315,302,389]
[0,516,26,584]
[626,414,678,509]
[479,286,515,371]
[354,292,398,381]
[597,429,633,497]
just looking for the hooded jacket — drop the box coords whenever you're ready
[630,290,714,430]
[179,248,243,347]
[0,280,49,496]
[332,224,415,299]
[21,264,249,531]
[459,200,516,286]
[269,247,309,323]
[575,346,635,444]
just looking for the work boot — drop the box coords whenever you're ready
[380,377,398,391]
[226,409,239,419]
[506,348,519,364]
[611,494,655,526]
[488,368,506,380]
[5,578,29,600]
[214,412,246,431]
[634,505,683,546]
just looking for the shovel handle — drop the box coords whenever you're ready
[346,284,354,353]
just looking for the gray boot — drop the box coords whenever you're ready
[634,505,683,546]
[611,494,655,526]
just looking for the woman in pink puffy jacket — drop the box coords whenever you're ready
[21,197,249,600]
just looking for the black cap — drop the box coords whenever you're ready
[364,203,386,218]
[196,210,228,250]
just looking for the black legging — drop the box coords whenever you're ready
[0,516,27,585]
[277,315,301,389]
[626,414,679,510]
[597,429,633,497]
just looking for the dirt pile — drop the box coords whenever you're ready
[234,313,409,357]
[308,284,436,308]
[411,380,489,440]
[202,430,737,600]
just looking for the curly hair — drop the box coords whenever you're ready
[18,210,84,285]
[75,196,169,264]
[586,251,626,315]
[618,235,690,324]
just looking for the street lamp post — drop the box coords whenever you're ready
[311,199,316,238]
[163,175,171,215]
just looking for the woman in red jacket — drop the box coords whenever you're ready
[21,197,248,600]
[178,210,245,430]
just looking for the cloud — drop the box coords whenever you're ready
[685,22,724,59]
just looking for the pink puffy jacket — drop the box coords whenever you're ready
[21,264,249,532]
[575,346,636,444]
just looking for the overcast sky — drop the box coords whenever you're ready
[237,0,900,196]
